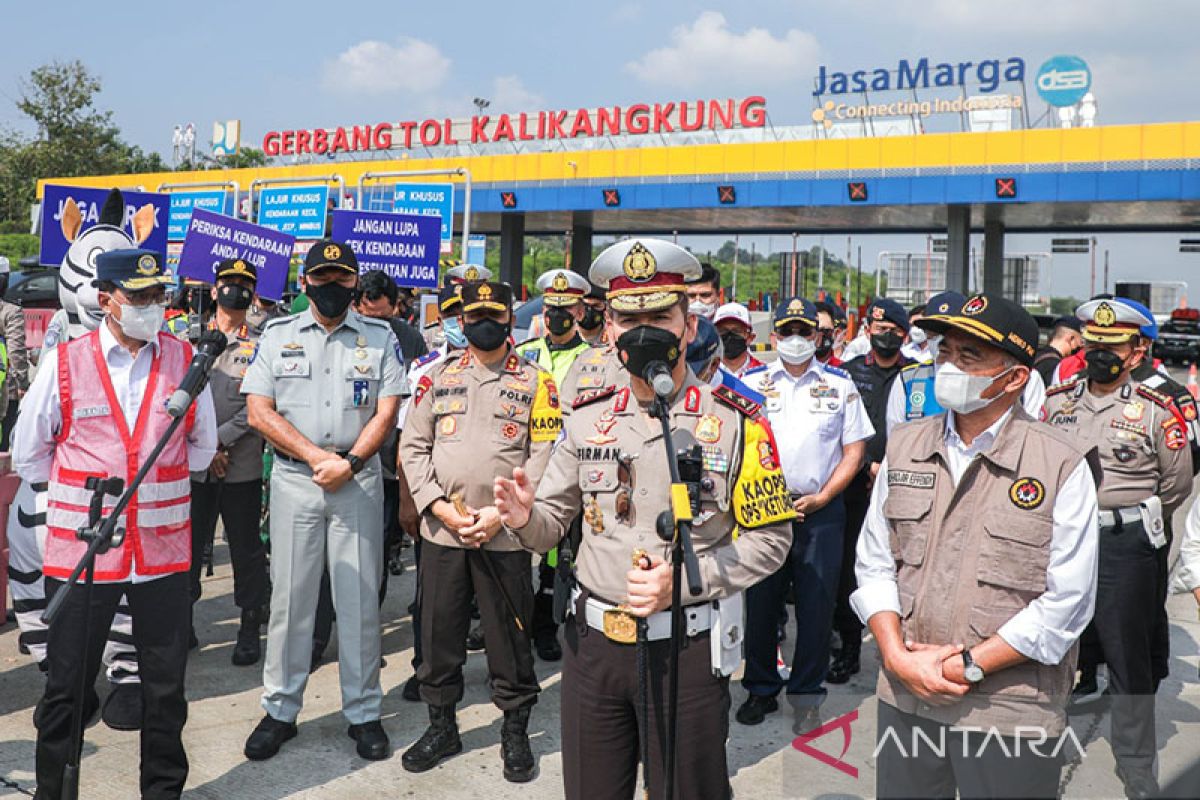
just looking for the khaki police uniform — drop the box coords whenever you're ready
[507,238,794,800]
[559,345,624,409]
[241,305,405,726]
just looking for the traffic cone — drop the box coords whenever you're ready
[1188,364,1198,398]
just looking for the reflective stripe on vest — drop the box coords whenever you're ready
[904,363,943,420]
[43,330,195,582]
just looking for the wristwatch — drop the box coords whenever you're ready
[345,453,365,474]
[962,649,985,685]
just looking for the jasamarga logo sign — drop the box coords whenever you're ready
[812,95,1023,130]
[814,57,1026,96]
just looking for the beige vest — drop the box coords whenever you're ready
[878,409,1087,737]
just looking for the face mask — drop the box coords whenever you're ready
[306,280,354,318]
[115,301,166,342]
[815,330,835,360]
[616,325,682,381]
[934,361,1014,415]
[216,283,254,311]
[545,307,575,336]
[777,335,816,365]
[719,330,748,359]
[442,317,467,349]
[463,317,510,351]
[580,305,604,330]
[870,331,904,358]
[688,300,717,320]
[908,326,928,345]
[1085,349,1127,384]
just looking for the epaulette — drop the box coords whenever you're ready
[515,336,541,349]
[1136,383,1177,411]
[743,363,768,377]
[572,385,617,409]
[412,349,441,369]
[822,364,849,379]
[900,361,924,373]
[356,315,392,331]
[712,383,762,417]
[1045,375,1084,397]
[262,315,291,331]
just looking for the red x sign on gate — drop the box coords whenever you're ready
[500,191,518,208]
[847,182,868,201]
[717,185,736,204]
[995,178,1017,198]
[603,189,620,207]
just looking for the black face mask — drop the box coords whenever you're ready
[814,331,834,360]
[463,317,510,351]
[719,330,748,359]
[616,325,682,381]
[870,331,904,358]
[1086,349,1126,384]
[306,280,355,318]
[580,305,604,330]
[216,283,254,311]
[545,307,575,336]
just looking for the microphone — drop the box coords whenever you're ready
[643,361,675,398]
[166,329,228,418]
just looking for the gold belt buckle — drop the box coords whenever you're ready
[602,607,638,644]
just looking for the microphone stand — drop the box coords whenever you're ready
[42,385,208,800]
[648,386,703,800]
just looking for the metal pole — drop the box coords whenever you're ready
[732,235,740,301]
[818,235,825,287]
[1104,249,1109,294]
[1089,237,1097,297]
[790,232,799,297]
[856,246,863,303]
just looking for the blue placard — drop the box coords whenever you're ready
[466,234,486,266]
[167,190,230,241]
[256,185,330,238]
[392,183,454,247]
[1035,55,1091,107]
[175,208,295,301]
[330,209,441,289]
[40,184,170,267]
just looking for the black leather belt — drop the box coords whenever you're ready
[275,450,349,465]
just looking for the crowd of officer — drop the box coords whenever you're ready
[9,230,1200,800]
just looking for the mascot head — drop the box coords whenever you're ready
[58,188,155,335]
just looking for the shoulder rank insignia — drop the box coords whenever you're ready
[1045,376,1084,397]
[572,385,617,409]
[712,384,762,417]
[413,349,441,369]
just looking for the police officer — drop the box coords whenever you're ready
[739,296,873,733]
[188,258,268,666]
[399,280,561,782]
[578,283,608,346]
[684,260,722,321]
[830,298,914,684]
[853,293,1099,798]
[1043,298,1192,798]
[241,239,405,762]
[495,238,794,800]
[14,248,218,799]
[516,268,594,662]
[713,302,765,378]
[1033,316,1084,384]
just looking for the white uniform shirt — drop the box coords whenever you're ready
[13,322,218,583]
[745,359,874,496]
[885,363,1047,435]
[395,347,457,430]
[841,333,871,362]
[1170,499,1200,594]
[851,408,1099,665]
[900,340,934,364]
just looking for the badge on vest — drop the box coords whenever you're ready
[1009,477,1046,510]
[74,404,111,420]
[887,470,935,489]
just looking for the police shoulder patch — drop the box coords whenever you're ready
[413,349,441,369]
[822,364,850,380]
[1136,384,1174,410]
[1009,477,1046,510]
[572,385,617,409]
[712,384,762,417]
[1045,375,1084,397]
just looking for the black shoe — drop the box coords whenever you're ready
[388,551,405,576]
[826,639,861,685]
[501,707,535,783]
[1069,667,1103,710]
[348,720,391,761]
[408,600,418,616]
[1115,764,1159,799]
[535,634,562,662]
[465,625,485,652]
[232,609,263,666]
[735,694,778,726]
[401,674,422,702]
[402,705,462,772]
[793,706,823,736]
[101,683,143,731]
[245,715,297,761]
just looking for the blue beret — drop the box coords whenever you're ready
[865,298,910,331]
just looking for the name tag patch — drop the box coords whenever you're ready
[887,470,935,489]
[75,405,111,420]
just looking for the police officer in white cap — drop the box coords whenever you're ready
[445,263,492,284]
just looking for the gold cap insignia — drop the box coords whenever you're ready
[323,244,341,260]
[465,266,480,281]
[478,284,493,300]
[136,254,157,275]
[788,299,804,314]
[552,273,569,292]
[1094,302,1116,327]
[871,306,884,320]
[622,242,656,283]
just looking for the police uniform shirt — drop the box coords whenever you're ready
[558,345,624,410]
[1043,376,1192,513]
[745,359,873,496]
[240,307,406,452]
[852,408,1100,666]
[885,363,1047,435]
[192,321,264,484]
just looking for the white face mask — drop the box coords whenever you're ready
[688,300,717,320]
[908,326,928,345]
[934,361,1013,415]
[115,301,166,342]
[777,335,816,365]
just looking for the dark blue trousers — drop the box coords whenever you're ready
[742,496,845,706]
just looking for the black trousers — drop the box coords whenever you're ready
[1,396,18,450]
[833,472,871,643]
[875,701,1064,799]
[417,540,538,710]
[1092,518,1161,771]
[560,594,732,800]
[378,477,401,601]
[189,479,267,611]
[37,573,190,800]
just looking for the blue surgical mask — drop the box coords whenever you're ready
[442,317,467,349]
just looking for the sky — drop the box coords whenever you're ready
[3,0,1199,300]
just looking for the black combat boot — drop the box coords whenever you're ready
[501,707,535,783]
[826,632,861,684]
[402,704,462,773]
[232,607,263,666]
